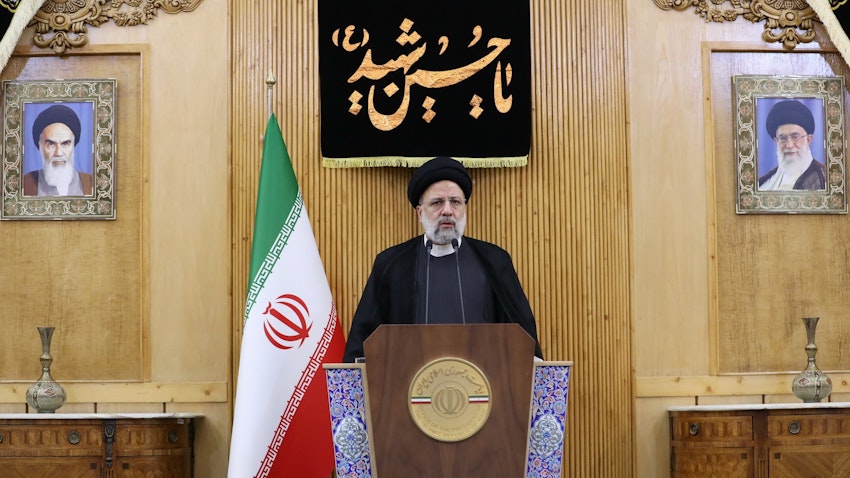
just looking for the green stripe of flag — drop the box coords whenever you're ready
[247,114,299,288]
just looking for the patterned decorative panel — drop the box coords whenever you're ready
[671,416,754,441]
[768,414,850,439]
[673,449,754,477]
[525,362,572,477]
[770,447,850,477]
[0,422,102,454]
[325,365,376,478]
[0,417,193,477]
[0,460,100,478]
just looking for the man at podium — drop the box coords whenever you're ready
[343,156,543,362]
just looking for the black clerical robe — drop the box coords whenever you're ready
[343,236,543,361]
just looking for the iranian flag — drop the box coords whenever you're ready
[227,114,345,477]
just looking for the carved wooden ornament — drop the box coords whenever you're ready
[31,0,205,54]
[653,0,818,50]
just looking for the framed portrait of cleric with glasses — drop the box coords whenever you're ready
[1,79,116,220]
[733,75,846,214]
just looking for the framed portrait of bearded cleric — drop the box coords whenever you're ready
[1,79,116,220]
[733,75,846,214]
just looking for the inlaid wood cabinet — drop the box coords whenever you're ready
[669,403,850,478]
[0,413,197,478]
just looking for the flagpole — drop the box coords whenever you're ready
[265,70,276,122]
[230,75,346,477]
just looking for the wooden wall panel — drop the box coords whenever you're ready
[0,48,146,382]
[1,2,231,477]
[707,47,850,374]
[628,3,849,477]
[231,0,634,476]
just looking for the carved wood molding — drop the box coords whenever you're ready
[31,0,205,54]
[653,0,819,50]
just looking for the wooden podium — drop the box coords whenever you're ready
[324,324,573,478]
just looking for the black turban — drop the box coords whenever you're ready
[407,156,472,208]
[765,100,815,139]
[32,104,81,147]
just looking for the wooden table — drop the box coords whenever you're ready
[669,402,850,477]
[0,413,198,478]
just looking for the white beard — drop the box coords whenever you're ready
[42,152,75,195]
[421,212,466,245]
[762,142,815,190]
[776,142,814,175]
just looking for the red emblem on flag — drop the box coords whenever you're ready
[262,294,312,349]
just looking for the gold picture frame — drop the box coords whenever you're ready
[734,75,846,214]
[1,79,117,220]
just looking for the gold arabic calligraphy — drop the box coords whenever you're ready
[331,18,514,131]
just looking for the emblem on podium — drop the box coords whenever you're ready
[408,357,492,442]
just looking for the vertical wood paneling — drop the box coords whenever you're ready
[0,49,146,382]
[231,1,633,476]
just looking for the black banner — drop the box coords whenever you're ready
[0,1,17,34]
[831,0,848,33]
[812,0,850,69]
[318,0,531,167]
[0,0,27,75]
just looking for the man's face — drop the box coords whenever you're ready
[416,180,467,245]
[39,122,76,189]
[774,123,813,168]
